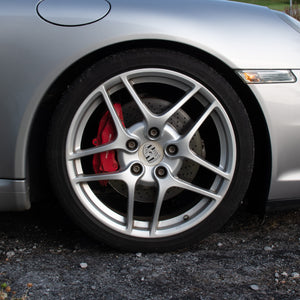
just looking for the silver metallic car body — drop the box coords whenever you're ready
[0,0,299,210]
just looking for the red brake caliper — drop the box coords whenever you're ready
[92,103,125,186]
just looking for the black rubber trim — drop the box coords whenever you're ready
[266,198,300,212]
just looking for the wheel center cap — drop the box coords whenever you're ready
[139,141,163,166]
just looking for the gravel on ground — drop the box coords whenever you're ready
[0,203,299,299]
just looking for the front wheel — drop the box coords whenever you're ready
[48,49,254,251]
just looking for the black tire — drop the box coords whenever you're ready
[47,48,254,252]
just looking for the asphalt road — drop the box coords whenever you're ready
[0,203,299,299]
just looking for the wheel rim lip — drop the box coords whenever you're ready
[65,68,237,238]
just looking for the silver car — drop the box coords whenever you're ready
[0,0,299,251]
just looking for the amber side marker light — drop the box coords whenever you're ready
[237,70,296,84]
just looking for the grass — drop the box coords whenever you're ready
[235,0,290,10]
[231,0,300,20]
[231,0,295,10]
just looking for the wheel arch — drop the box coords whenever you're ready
[28,39,271,210]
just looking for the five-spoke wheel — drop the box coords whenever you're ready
[48,49,254,251]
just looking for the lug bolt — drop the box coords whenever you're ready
[166,145,178,155]
[156,166,167,178]
[131,163,143,175]
[126,139,138,151]
[149,127,159,138]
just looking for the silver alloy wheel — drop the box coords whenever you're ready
[65,68,236,238]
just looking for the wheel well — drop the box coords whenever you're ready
[28,40,271,211]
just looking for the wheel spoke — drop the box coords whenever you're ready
[150,166,222,235]
[182,101,217,143]
[150,189,166,236]
[121,75,156,125]
[159,85,201,123]
[73,171,124,184]
[170,175,222,202]
[175,144,232,180]
[190,151,232,179]
[100,85,130,139]
[126,180,138,233]
[67,140,120,160]
[122,75,202,130]
[67,85,138,161]
[155,168,221,202]
[73,162,144,184]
